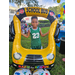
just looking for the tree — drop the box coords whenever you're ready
[9,0,39,7]
[25,0,39,7]
[40,5,46,8]
[9,0,24,6]
[48,4,62,15]
[48,4,63,22]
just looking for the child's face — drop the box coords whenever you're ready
[31,18,39,28]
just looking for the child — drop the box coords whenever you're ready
[21,16,49,49]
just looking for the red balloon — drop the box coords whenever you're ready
[64,10,65,14]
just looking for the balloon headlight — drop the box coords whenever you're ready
[13,53,22,60]
[47,53,54,60]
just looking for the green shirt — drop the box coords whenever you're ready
[30,27,41,49]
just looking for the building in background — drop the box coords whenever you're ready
[9,6,18,24]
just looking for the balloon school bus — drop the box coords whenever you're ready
[9,7,60,75]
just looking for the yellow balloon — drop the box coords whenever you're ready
[60,12,63,15]
[57,0,61,3]
[60,8,64,12]
[60,15,63,19]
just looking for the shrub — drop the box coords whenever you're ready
[28,20,51,28]
[39,20,50,23]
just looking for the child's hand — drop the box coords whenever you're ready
[40,29,49,37]
[21,30,30,38]
[47,30,50,34]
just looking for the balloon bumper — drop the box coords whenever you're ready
[14,69,32,75]
[14,69,51,75]
[33,69,51,75]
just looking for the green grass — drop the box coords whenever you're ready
[9,27,65,75]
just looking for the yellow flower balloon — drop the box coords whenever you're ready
[60,15,63,19]
[60,12,63,15]
[60,8,64,12]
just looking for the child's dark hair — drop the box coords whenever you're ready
[31,16,38,20]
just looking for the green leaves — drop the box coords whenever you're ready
[9,0,39,7]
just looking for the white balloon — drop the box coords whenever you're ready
[33,69,51,75]
[14,69,32,75]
